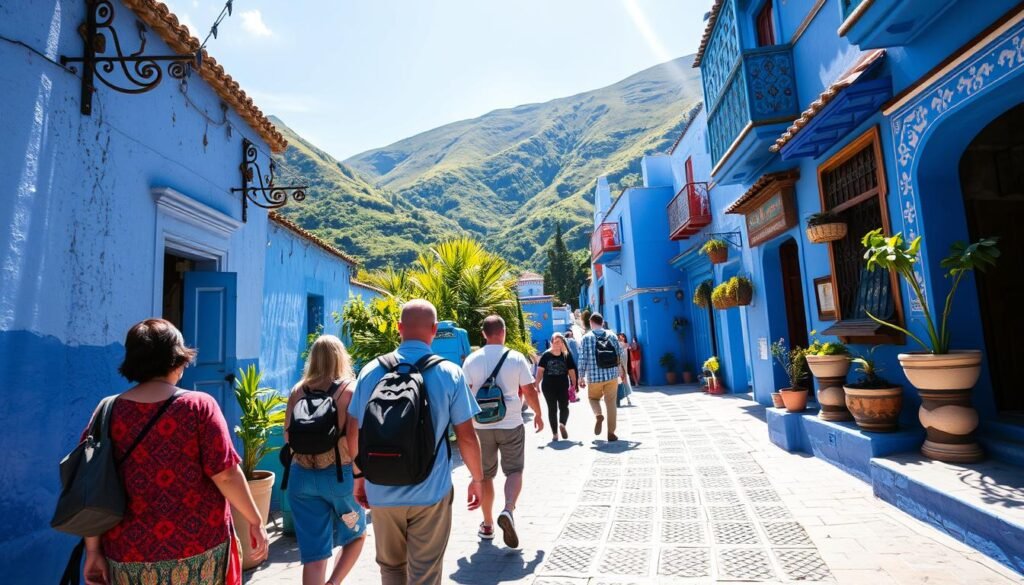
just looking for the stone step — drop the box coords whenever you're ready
[870,454,1024,576]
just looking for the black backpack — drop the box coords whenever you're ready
[595,331,619,369]
[357,353,447,486]
[281,381,345,490]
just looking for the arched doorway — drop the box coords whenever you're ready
[779,239,809,349]
[959,103,1024,415]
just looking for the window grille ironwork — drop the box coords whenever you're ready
[822,144,878,209]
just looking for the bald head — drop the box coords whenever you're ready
[399,299,439,344]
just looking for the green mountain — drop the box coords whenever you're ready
[276,54,703,270]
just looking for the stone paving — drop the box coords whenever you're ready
[246,386,1022,584]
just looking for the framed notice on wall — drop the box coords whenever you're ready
[814,276,837,321]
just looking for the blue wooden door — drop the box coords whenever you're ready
[180,271,237,411]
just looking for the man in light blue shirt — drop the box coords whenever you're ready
[347,299,484,584]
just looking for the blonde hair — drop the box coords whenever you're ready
[296,334,354,391]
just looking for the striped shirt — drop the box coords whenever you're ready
[578,328,623,383]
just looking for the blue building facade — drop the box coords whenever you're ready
[0,2,359,581]
[597,0,1024,572]
[517,272,555,352]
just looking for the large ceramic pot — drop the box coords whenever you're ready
[232,470,275,569]
[682,371,694,384]
[770,392,785,408]
[779,388,808,413]
[898,351,984,463]
[844,385,903,432]
[665,371,678,385]
[805,354,851,378]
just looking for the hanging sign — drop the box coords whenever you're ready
[744,186,798,247]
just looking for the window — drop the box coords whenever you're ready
[306,294,324,337]
[817,127,904,342]
[755,0,776,47]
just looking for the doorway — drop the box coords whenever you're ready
[779,239,809,349]
[959,103,1024,414]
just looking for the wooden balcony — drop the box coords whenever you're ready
[668,182,712,240]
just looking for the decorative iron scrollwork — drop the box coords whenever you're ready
[231,139,307,222]
[60,0,196,115]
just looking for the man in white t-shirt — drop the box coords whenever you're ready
[462,315,544,549]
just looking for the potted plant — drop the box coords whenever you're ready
[843,348,903,432]
[682,362,695,384]
[804,334,852,421]
[862,229,999,461]
[700,239,729,264]
[806,211,848,244]
[692,280,712,309]
[233,365,287,569]
[771,339,809,412]
[726,276,754,306]
[770,391,785,408]
[711,282,735,310]
[659,352,678,384]
[703,356,723,394]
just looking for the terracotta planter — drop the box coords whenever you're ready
[665,371,678,385]
[899,351,984,463]
[682,371,694,384]
[735,283,753,306]
[232,470,274,570]
[707,247,728,264]
[805,354,851,378]
[806,222,848,244]
[770,392,785,408]
[844,385,903,432]
[779,388,808,413]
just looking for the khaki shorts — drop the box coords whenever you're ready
[476,426,526,479]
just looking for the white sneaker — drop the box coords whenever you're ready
[497,510,519,548]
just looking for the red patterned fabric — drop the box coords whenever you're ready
[83,391,241,565]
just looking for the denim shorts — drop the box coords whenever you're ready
[287,464,366,563]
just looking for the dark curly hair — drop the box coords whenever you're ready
[118,319,197,383]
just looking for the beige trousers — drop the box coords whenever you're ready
[588,379,618,435]
[371,490,453,585]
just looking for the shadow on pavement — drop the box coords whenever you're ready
[590,440,642,453]
[538,440,585,450]
[449,542,544,584]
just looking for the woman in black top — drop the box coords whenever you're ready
[537,332,578,442]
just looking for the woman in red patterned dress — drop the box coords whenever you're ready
[83,319,268,585]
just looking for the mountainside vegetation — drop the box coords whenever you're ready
[275,54,702,271]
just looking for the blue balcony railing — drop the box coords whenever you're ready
[706,45,799,170]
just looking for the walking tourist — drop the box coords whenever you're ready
[346,299,485,585]
[81,319,267,585]
[462,315,544,548]
[536,332,578,441]
[578,313,624,442]
[617,332,634,407]
[565,329,581,365]
[284,335,365,585]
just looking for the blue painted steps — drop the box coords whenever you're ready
[981,419,1024,468]
[871,455,1024,576]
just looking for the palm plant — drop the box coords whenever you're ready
[861,229,999,354]
[234,365,287,480]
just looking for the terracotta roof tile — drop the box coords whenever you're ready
[121,0,287,152]
[724,169,800,214]
[350,279,386,295]
[769,49,885,153]
[268,211,358,266]
[693,0,726,68]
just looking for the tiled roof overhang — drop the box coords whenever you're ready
[693,0,726,68]
[724,169,800,214]
[122,0,287,152]
[269,211,358,266]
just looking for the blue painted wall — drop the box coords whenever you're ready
[521,297,555,352]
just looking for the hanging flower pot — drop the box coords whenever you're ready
[711,283,734,310]
[692,280,712,309]
[728,276,753,306]
[806,212,847,244]
[700,239,729,264]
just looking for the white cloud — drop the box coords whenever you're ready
[240,9,273,38]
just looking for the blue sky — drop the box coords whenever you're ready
[165,1,714,159]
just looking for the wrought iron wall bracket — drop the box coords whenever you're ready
[60,0,196,115]
[231,139,307,222]
[705,231,743,250]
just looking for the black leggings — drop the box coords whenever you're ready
[542,386,570,430]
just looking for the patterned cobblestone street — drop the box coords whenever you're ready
[247,386,1021,584]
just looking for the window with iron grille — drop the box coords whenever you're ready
[817,127,903,341]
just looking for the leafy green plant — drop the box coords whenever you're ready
[703,356,720,374]
[672,316,688,331]
[770,339,808,390]
[659,352,678,371]
[848,347,893,389]
[805,331,849,356]
[700,239,728,255]
[693,280,713,308]
[337,295,403,366]
[861,229,999,354]
[234,365,287,480]
[300,324,324,361]
[683,362,695,373]
[807,211,842,227]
